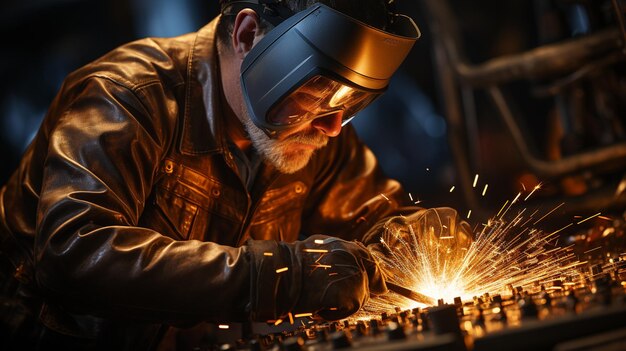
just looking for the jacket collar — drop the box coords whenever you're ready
[179,17,228,155]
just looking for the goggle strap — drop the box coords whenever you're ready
[221,0,294,27]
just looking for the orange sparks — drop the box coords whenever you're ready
[380,193,390,201]
[314,239,325,244]
[311,264,332,269]
[303,249,329,253]
[295,313,313,318]
[276,267,289,273]
[449,186,455,193]
[533,202,564,225]
[467,210,472,219]
[576,212,602,225]
[263,252,273,256]
[473,174,479,188]
[218,325,229,329]
[288,312,294,325]
[274,319,283,326]
[482,184,489,197]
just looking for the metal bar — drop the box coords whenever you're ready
[387,282,436,306]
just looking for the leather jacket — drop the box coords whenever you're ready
[0,17,415,349]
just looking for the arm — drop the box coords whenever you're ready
[34,77,251,322]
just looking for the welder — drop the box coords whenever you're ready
[0,0,470,349]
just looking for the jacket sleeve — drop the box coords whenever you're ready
[301,126,421,245]
[34,76,251,323]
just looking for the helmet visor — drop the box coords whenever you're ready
[267,75,380,127]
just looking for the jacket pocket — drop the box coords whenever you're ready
[148,159,244,240]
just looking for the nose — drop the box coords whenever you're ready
[311,111,343,137]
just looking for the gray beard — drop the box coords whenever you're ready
[240,113,329,174]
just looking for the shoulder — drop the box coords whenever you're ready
[63,32,198,93]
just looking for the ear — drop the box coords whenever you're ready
[232,9,262,60]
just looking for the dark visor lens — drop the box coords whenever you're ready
[267,75,379,126]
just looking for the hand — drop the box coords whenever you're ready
[366,207,473,281]
[246,235,387,321]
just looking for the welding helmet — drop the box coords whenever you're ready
[222,1,420,136]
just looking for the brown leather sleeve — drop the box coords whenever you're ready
[33,77,251,322]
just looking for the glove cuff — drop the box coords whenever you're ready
[246,239,302,321]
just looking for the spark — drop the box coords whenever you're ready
[409,193,414,201]
[381,193,390,201]
[548,223,574,237]
[288,312,294,325]
[303,249,329,253]
[524,183,543,201]
[467,210,472,219]
[263,252,273,256]
[295,313,313,318]
[314,239,325,244]
[354,203,588,320]
[577,212,602,225]
[473,174,479,188]
[218,325,229,329]
[276,267,289,273]
[584,246,603,254]
[533,203,564,225]
[496,200,509,217]
[482,184,489,197]
[274,319,283,326]
[450,186,455,193]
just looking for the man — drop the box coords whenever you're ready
[0,0,468,349]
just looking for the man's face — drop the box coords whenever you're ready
[239,103,337,174]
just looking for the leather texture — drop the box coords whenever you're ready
[0,16,417,349]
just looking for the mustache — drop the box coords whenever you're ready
[284,129,329,147]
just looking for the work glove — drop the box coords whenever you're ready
[366,207,473,286]
[247,235,387,321]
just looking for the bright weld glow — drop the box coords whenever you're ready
[218,325,229,329]
[577,212,602,225]
[314,239,325,244]
[473,174,479,188]
[482,184,489,197]
[263,252,273,256]
[303,249,329,253]
[295,313,313,318]
[276,267,289,273]
[354,202,588,320]
[450,186,455,193]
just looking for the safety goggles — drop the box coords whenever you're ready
[229,1,420,136]
[267,75,380,127]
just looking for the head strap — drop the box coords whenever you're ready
[221,0,295,26]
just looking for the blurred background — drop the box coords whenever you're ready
[2,0,626,238]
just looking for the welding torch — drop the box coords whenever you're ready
[386,282,436,306]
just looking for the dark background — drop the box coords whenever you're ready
[1,0,625,234]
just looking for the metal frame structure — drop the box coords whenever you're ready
[421,0,626,220]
